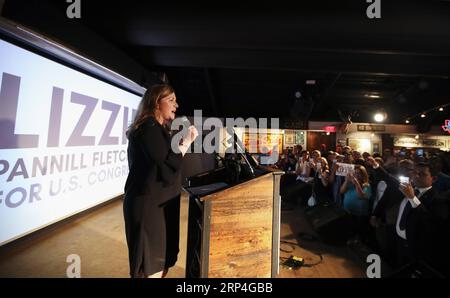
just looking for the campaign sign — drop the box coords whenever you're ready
[335,163,355,177]
[0,39,141,245]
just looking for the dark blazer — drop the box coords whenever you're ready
[404,188,448,273]
[123,117,184,277]
[372,166,404,224]
[125,117,183,199]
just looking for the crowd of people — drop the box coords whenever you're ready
[274,144,450,277]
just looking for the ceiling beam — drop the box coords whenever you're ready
[134,46,450,78]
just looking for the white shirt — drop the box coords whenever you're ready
[396,186,432,240]
[372,180,387,212]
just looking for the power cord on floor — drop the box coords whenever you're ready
[280,240,324,268]
[280,241,296,253]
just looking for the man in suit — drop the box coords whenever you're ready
[366,158,416,266]
[396,162,448,275]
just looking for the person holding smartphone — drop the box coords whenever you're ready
[340,165,372,244]
[365,157,416,266]
[395,162,448,274]
[312,157,332,205]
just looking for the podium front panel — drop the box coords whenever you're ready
[186,171,281,278]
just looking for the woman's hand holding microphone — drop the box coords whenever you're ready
[179,125,199,156]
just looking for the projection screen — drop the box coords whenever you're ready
[0,36,142,246]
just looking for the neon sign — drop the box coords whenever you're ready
[442,120,450,134]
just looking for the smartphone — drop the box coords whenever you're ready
[399,176,409,184]
[316,161,322,170]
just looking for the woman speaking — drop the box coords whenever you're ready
[123,84,198,278]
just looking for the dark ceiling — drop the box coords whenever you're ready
[10,0,450,128]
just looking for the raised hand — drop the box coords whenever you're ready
[184,125,199,145]
[366,156,378,168]
[399,182,415,199]
[346,172,353,181]
[188,125,199,143]
[179,126,199,156]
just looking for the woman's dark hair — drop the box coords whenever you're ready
[300,150,309,156]
[354,164,370,186]
[129,84,175,132]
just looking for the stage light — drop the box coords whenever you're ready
[415,135,419,139]
[374,113,385,122]
[421,114,426,118]
[439,107,444,112]
[405,120,410,124]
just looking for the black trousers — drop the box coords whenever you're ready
[373,224,397,267]
[395,236,414,267]
[163,195,181,269]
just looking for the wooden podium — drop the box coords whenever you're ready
[184,168,282,278]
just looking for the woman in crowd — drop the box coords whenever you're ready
[329,153,345,206]
[340,164,372,244]
[312,157,332,205]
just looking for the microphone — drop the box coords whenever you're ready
[225,127,257,177]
